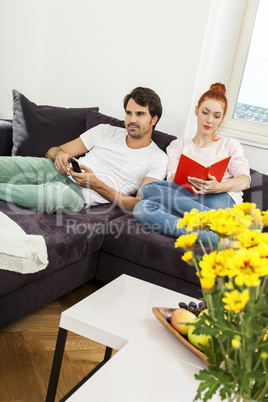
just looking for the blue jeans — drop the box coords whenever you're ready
[0,156,85,213]
[133,181,235,245]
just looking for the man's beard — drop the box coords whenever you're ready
[126,124,142,138]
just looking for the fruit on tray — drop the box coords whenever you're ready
[169,301,210,350]
[170,308,196,336]
[178,300,207,316]
[188,311,211,350]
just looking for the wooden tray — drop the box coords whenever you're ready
[152,307,208,366]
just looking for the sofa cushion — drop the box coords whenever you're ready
[0,200,124,297]
[243,168,268,212]
[12,89,99,157]
[0,120,13,155]
[86,109,177,152]
[102,214,201,286]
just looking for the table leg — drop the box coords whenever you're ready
[46,327,68,402]
[59,346,113,401]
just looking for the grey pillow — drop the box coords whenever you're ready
[86,109,176,152]
[12,89,99,157]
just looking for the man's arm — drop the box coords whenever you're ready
[45,138,88,175]
[71,165,157,213]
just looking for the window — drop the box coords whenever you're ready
[223,0,268,145]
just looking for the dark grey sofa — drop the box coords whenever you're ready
[0,92,267,330]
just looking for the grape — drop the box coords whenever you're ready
[167,316,172,324]
[178,302,188,309]
[187,306,196,314]
[189,301,197,309]
[177,300,207,317]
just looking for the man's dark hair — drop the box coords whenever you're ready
[123,87,162,128]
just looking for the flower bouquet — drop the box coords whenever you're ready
[175,203,268,401]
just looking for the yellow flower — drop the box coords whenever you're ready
[175,233,198,249]
[235,229,266,249]
[199,251,217,274]
[181,251,194,265]
[209,209,248,236]
[222,289,249,313]
[178,209,216,231]
[228,248,268,287]
[233,203,263,229]
[225,281,234,290]
[261,352,267,360]
[199,249,237,280]
[233,202,257,215]
[174,203,268,401]
[213,249,237,277]
[198,252,219,290]
[231,338,241,349]
[253,242,268,258]
[177,208,200,229]
[200,274,216,290]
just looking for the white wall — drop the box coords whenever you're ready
[0,0,242,132]
[1,0,265,172]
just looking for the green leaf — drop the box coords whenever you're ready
[194,368,233,401]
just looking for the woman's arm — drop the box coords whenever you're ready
[187,138,251,195]
[188,173,250,195]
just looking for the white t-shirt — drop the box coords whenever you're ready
[77,124,168,206]
[166,137,250,205]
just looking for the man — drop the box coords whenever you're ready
[0,87,168,213]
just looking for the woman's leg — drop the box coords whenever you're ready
[140,181,234,215]
[135,181,235,245]
[133,199,217,245]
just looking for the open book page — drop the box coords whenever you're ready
[174,153,231,193]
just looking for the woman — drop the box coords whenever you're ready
[133,83,251,245]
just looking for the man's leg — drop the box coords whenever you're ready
[0,156,58,184]
[0,181,85,213]
[0,156,85,213]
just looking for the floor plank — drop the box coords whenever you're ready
[0,280,114,402]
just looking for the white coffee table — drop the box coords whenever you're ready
[46,274,210,401]
[67,341,209,402]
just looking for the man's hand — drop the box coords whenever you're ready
[54,150,72,176]
[45,138,89,176]
[70,165,98,188]
[70,167,158,213]
[45,146,72,175]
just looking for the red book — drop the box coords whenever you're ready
[173,153,231,193]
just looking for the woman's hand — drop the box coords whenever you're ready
[187,174,220,194]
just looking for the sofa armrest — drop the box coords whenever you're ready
[243,168,268,212]
[0,120,13,156]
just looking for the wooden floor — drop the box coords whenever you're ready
[0,280,117,402]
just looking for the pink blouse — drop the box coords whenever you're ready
[166,137,250,204]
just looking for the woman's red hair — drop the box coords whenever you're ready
[197,82,228,119]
